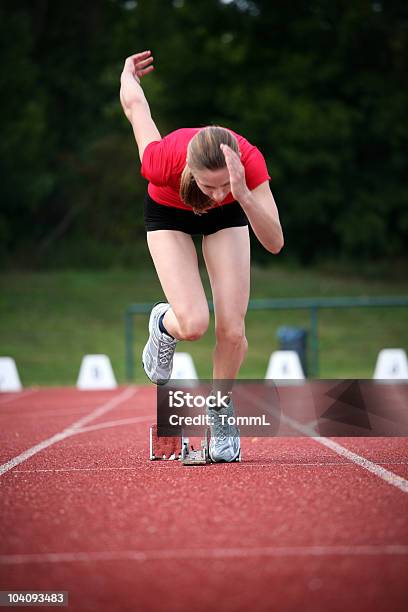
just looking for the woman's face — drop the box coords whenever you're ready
[191,167,231,203]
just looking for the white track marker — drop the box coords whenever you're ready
[265,351,305,382]
[170,352,198,386]
[77,355,117,390]
[239,388,408,494]
[0,387,138,477]
[373,349,408,380]
[0,544,407,565]
[0,357,23,392]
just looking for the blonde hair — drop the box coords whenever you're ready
[179,126,240,214]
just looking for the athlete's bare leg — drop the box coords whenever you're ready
[146,230,209,341]
[202,225,250,385]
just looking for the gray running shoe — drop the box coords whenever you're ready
[142,302,177,385]
[207,393,241,462]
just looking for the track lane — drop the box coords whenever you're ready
[1,388,407,612]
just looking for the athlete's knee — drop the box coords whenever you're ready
[176,308,209,341]
[216,322,247,351]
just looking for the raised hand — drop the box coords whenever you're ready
[129,50,155,83]
[220,144,250,204]
[120,51,154,117]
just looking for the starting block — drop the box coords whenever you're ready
[150,424,210,465]
[181,432,210,466]
[149,424,183,460]
[150,425,183,461]
[149,425,241,465]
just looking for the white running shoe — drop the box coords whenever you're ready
[207,393,241,462]
[142,302,177,385]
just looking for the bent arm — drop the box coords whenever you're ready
[239,181,284,254]
[220,144,283,254]
[120,52,161,162]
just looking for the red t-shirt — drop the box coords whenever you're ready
[141,127,270,210]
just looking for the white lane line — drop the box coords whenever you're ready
[240,389,408,494]
[0,407,93,420]
[313,437,408,493]
[143,461,408,469]
[9,462,407,474]
[0,387,139,477]
[12,466,149,473]
[234,461,408,467]
[304,419,320,430]
[0,544,407,565]
[76,415,151,434]
[0,389,39,406]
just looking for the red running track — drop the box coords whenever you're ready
[0,386,407,612]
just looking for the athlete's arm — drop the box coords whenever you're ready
[240,182,284,254]
[120,51,161,162]
[221,144,284,254]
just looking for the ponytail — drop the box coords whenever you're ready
[179,165,212,215]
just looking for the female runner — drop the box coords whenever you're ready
[120,51,284,462]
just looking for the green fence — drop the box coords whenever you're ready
[124,296,408,381]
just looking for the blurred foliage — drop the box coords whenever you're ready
[0,0,407,267]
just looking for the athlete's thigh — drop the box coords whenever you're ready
[147,230,208,316]
[202,226,250,325]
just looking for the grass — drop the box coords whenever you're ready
[0,262,407,386]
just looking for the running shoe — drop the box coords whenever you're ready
[142,302,177,385]
[207,392,241,462]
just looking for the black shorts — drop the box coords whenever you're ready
[143,193,248,236]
